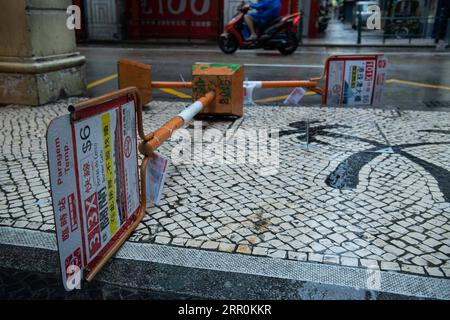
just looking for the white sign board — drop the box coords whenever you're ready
[324,55,388,106]
[284,87,306,105]
[47,95,140,291]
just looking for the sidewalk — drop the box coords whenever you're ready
[1,99,450,299]
[301,19,437,47]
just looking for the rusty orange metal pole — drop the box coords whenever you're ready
[139,91,215,156]
[243,79,323,103]
[85,89,214,282]
[152,81,193,89]
[123,80,321,90]
[259,80,318,89]
[129,80,319,90]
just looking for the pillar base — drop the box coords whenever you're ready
[0,54,87,106]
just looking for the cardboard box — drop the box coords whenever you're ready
[192,63,244,117]
[118,59,152,105]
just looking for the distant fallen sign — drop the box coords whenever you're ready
[323,54,388,106]
[242,54,387,107]
[47,89,141,291]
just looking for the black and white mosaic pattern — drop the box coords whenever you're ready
[0,101,449,279]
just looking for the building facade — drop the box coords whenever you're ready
[74,0,302,41]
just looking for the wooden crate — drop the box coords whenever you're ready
[192,63,244,117]
[118,59,152,105]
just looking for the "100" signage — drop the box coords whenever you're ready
[141,0,212,16]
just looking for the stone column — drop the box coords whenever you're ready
[0,0,86,106]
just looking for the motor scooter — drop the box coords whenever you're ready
[219,2,301,55]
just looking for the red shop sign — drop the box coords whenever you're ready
[280,0,299,15]
[138,0,221,39]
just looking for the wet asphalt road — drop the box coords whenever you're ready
[80,44,450,110]
[0,267,194,300]
[0,265,423,300]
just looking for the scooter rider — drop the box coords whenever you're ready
[243,0,281,41]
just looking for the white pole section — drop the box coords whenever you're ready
[178,100,205,123]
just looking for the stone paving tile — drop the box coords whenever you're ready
[1,101,450,279]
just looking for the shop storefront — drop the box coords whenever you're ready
[75,0,300,41]
[127,0,222,40]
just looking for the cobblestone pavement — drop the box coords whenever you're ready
[1,100,449,280]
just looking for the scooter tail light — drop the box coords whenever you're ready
[293,16,300,25]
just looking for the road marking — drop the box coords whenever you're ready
[159,88,192,99]
[255,95,289,103]
[196,62,323,68]
[255,91,316,103]
[386,79,450,90]
[87,74,192,98]
[87,73,118,89]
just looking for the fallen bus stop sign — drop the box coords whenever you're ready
[324,54,388,106]
[47,90,140,291]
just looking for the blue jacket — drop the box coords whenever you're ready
[250,0,281,24]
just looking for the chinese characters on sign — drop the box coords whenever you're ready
[325,55,388,106]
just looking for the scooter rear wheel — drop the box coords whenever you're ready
[219,35,239,54]
[278,33,299,55]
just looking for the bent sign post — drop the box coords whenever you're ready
[47,86,216,291]
[47,89,142,291]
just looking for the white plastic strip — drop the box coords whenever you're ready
[243,81,263,105]
[179,101,204,123]
[244,81,262,88]
[244,83,257,105]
